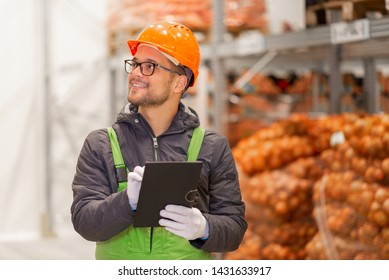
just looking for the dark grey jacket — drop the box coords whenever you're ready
[71,102,247,252]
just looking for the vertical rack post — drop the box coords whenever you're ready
[328,10,343,114]
[312,61,324,113]
[41,0,56,237]
[110,58,118,122]
[211,0,228,134]
[363,58,379,113]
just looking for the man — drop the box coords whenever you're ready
[71,21,247,260]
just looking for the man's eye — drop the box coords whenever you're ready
[145,63,154,70]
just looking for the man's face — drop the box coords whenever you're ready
[127,45,176,107]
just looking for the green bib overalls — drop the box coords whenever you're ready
[95,127,213,260]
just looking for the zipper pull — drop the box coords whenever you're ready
[152,137,158,161]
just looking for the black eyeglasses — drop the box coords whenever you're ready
[124,59,181,76]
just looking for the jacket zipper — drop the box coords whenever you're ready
[150,136,159,252]
[152,137,159,161]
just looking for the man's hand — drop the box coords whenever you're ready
[126,166,145,210]
[159,205,209,240]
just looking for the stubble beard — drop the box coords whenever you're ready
[128,76,174,107]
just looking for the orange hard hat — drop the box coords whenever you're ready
[127,21,200,87]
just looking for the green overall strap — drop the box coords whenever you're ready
[187,127,205,162]
[107,127,128,192]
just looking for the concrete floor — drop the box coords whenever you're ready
[0,231,95,260]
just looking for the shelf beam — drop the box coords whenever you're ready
[266,26,330,51]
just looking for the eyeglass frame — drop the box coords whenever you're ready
[124,59,182,76]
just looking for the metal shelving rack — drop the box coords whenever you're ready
[109,3,389,133]
[202,12,389,123]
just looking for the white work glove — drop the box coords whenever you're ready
[159,205,209,240]
[126,166,145,210]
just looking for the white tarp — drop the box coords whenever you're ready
[0,0,43,240]
[0,0,111,242]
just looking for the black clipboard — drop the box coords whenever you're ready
[134,161,203,227]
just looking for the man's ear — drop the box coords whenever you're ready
[174,75,188,94]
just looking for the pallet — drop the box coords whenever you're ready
[108,28,217,57]
[107,28,141,56]
[107,26,217,57]
[306,0,388,28]
[107,25,268,57]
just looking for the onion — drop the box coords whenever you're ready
[383,199,389,214]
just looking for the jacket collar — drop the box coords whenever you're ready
[116,102,200,132]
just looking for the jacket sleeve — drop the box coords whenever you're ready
[71,129,134,242]
[192,134,247,252]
